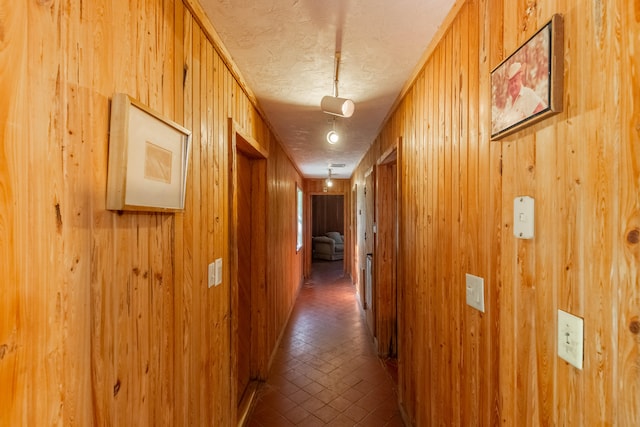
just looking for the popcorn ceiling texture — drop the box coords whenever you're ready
[201,0,455,177]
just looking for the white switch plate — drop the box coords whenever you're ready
[557,309,584,369]
[207,262,216,288]
[465,274,485,312]
[513,196,535,239]
[214,258,223,286]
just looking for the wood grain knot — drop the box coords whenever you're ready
[55,203,63,231]
[133,267,140,275]
[629,319,640,335]
[627,228,640,244]
[0,344,7,360]
[114,379,121,396]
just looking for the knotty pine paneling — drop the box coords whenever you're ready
[0,1,302,425]
[352,0,639,425]
[265,140,304,371]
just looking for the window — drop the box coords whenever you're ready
[296,184,303,251]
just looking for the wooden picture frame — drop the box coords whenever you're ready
[491,14,564,140]
[106,93,192,211]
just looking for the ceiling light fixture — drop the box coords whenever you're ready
[325,168,334,187]
[326,118,339,144]
[327,130,339,144]
[321,52,355,118]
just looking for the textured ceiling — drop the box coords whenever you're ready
[200,0,455,178]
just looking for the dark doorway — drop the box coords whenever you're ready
[311,195,345,263]
[236,151,253,403]
[312,195,344,237]
[375,148,398,357]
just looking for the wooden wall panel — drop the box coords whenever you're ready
[352,0,640,425]
[498,0,639,425]
[266,141,304,367]
[0,1,303,425]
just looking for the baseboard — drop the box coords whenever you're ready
[399,401,412,427]
[237,380,260,427]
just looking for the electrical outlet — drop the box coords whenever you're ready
[557,309,584,369]
[465,274,485,312]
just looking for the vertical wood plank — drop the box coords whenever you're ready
[618,0,640,422]
[0,2,25,425]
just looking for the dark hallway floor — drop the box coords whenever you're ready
[246,261,404,427]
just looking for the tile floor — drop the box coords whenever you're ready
[246,261,405,427]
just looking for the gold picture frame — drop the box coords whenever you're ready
[106,93,192,211]
[491,14,564,140]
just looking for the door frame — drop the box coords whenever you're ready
[363,166,376,336]
[228,119,268,425]
[374,138,400,356]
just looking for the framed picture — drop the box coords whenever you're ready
[491,14,564,139]
[106,93,192,211]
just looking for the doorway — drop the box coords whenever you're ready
[375,146,398,357]
[236,151,254,402]
[363,168,376,336]
[311,194,345,263]
[312,195,344,237]
[229,120,268,424]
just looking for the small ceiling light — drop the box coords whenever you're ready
[325,168,334,187]
[321,52,355,118]
[326,118,339,144]
[327,130,339,144]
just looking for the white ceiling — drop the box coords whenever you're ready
[200,0,455,179]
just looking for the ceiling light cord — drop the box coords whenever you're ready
[333,52,342,98]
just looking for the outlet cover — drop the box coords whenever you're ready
[557,309,584,369]
[465,274,485,312]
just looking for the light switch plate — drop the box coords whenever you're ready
[214,258,223,286]
[207,262,215,288]
[557,309,584,369]
[513,196,535,239]
[465,274,485,312]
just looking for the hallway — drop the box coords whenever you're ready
[247,261,404,427]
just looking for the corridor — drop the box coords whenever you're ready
[247,261,404,427]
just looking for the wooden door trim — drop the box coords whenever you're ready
[228,119,268,426]
[374,137,401,356]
